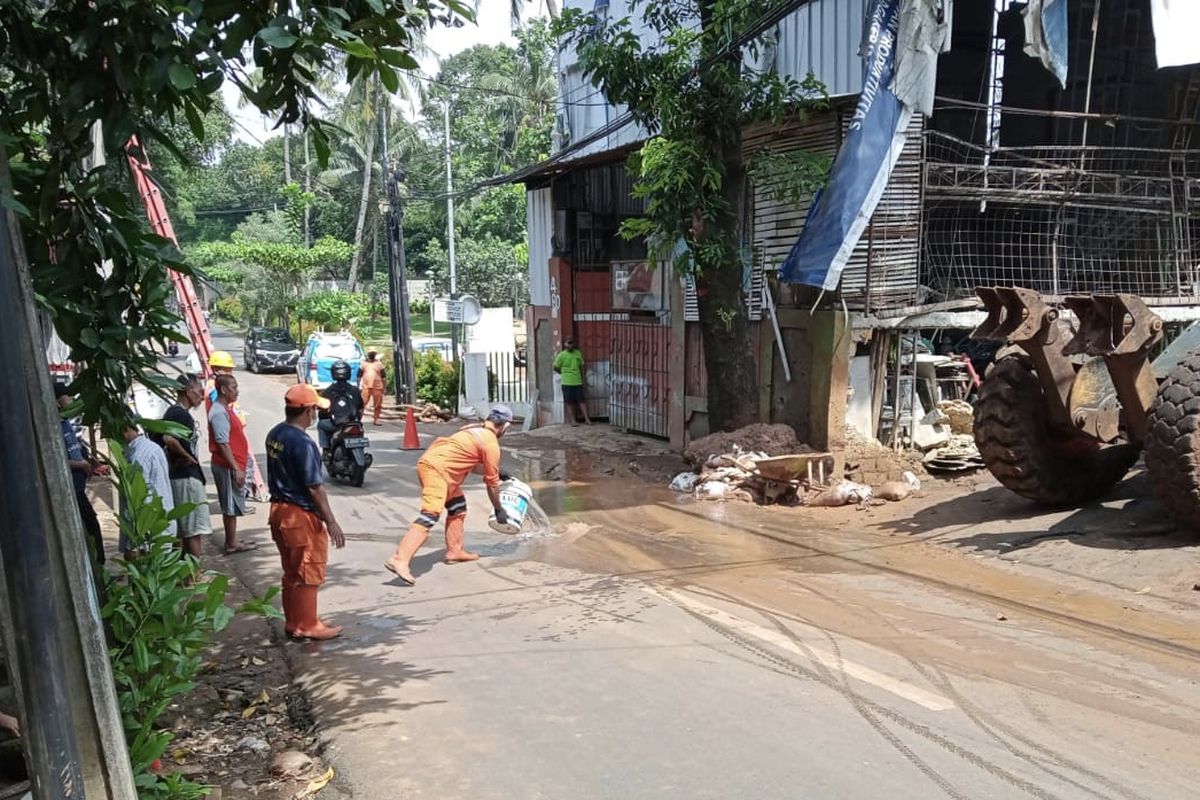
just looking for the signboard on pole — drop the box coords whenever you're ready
[434,297,464,324]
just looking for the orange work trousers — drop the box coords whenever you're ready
[269,502,328,588]
[414,461,468,525]
[362,387,384,424]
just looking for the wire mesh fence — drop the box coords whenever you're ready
[922,128,1200,302]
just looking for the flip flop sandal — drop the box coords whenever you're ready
[223,542,258,555]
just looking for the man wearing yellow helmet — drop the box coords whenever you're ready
[205,350,268,506]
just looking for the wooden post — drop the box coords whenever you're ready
[0,157,138,799]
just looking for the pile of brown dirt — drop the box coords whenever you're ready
[684,424,803,469]
[843,426,928,486]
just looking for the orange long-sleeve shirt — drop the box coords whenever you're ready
[419,426,501,489]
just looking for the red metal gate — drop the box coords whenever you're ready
[573,269,611,420]
[609,318,670,438]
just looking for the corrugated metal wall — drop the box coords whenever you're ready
[774,0,869,98]
[556,0,867,160]
[526,187,553,307]
[742,103,922,311]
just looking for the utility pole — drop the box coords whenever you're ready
[380,98,416,405]
[384,169,417,405]
[444,100,459,370]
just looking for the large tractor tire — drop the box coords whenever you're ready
[973,354,1138,506]
[1144,352,1200,529]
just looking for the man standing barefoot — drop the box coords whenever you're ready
[384,406,514,586]
[208,374,256,554]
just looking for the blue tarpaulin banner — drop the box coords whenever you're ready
[1022,0,1068,87]
[780,0,912,291]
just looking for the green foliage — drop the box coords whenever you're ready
[281,182,317,240]
[215,296,245,324]
[557,0,827,429]
[746,148,832,208]
[414,350,460,408]
[557,0,826,276]
[297,290,371,329]
[192,232,354,326]
[2,1,466,790]
[103,447,280,799]
[1,0,473,437]
[423,236,528,308]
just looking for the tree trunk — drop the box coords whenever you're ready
[283,122,292,185]
[696,129,758,431]
[346,83,378,293]
[303,131,312,248]
[696,267,758,432]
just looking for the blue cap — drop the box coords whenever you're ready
[488,405,514,424]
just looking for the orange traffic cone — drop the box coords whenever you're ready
[402,407,421,450]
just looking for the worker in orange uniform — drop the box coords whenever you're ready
[359,349,386,426]
[266,384,347,639]
[384,405,515,585]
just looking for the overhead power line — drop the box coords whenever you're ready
[408,71,612,108]
[450,0,820,196]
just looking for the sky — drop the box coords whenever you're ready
[222,1,547,145]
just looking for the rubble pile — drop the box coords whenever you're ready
[672,446,815,506]
[683,424,805,469]
[937,399,975,435]
[843,426,927,486]
[923,434,985,472]
[402,402,455,423]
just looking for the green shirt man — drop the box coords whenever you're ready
[553,337,591,425]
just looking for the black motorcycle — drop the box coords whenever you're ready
[323,420,373,487]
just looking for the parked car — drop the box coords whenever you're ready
[243,327,301,374]
[412,336,457,362]
[297,332,364,389]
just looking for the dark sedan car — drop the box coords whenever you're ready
[243,327,301,373]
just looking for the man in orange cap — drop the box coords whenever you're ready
[265,384,347,639]
[384,405,514,585]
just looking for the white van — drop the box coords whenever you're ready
[297,332,365,389]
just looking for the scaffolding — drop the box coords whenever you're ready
[921,119,1200,303]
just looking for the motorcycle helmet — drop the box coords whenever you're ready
[331,359,352,381]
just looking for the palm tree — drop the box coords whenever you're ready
[510,0,559,27]
[319,87,423,290]
[483,19,558,166]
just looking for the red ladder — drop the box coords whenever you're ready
[126,138,266,497]
[125,137,216,379]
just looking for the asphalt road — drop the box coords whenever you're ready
[205,327,1200,800]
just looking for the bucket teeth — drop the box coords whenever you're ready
[971,287,1053,343]
[1062,294,1163,356]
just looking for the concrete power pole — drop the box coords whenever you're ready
[444,100,459,372]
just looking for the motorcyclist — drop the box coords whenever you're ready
[318,360,364,451]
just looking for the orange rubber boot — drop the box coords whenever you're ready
[281,585,297,635]
[288,586,342,640]
[444,514,478,564]
[385,524,428,585]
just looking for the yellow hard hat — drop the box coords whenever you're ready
[208,350,235,369]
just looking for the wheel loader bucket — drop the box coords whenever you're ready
[1061,294,1163,357]
[971,287,1057,343]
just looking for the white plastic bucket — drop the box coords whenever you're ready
[488,478,532,535]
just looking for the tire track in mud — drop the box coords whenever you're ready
[695,581,1146,800]
[657,505,1200,664]
[657,586,1064,800]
